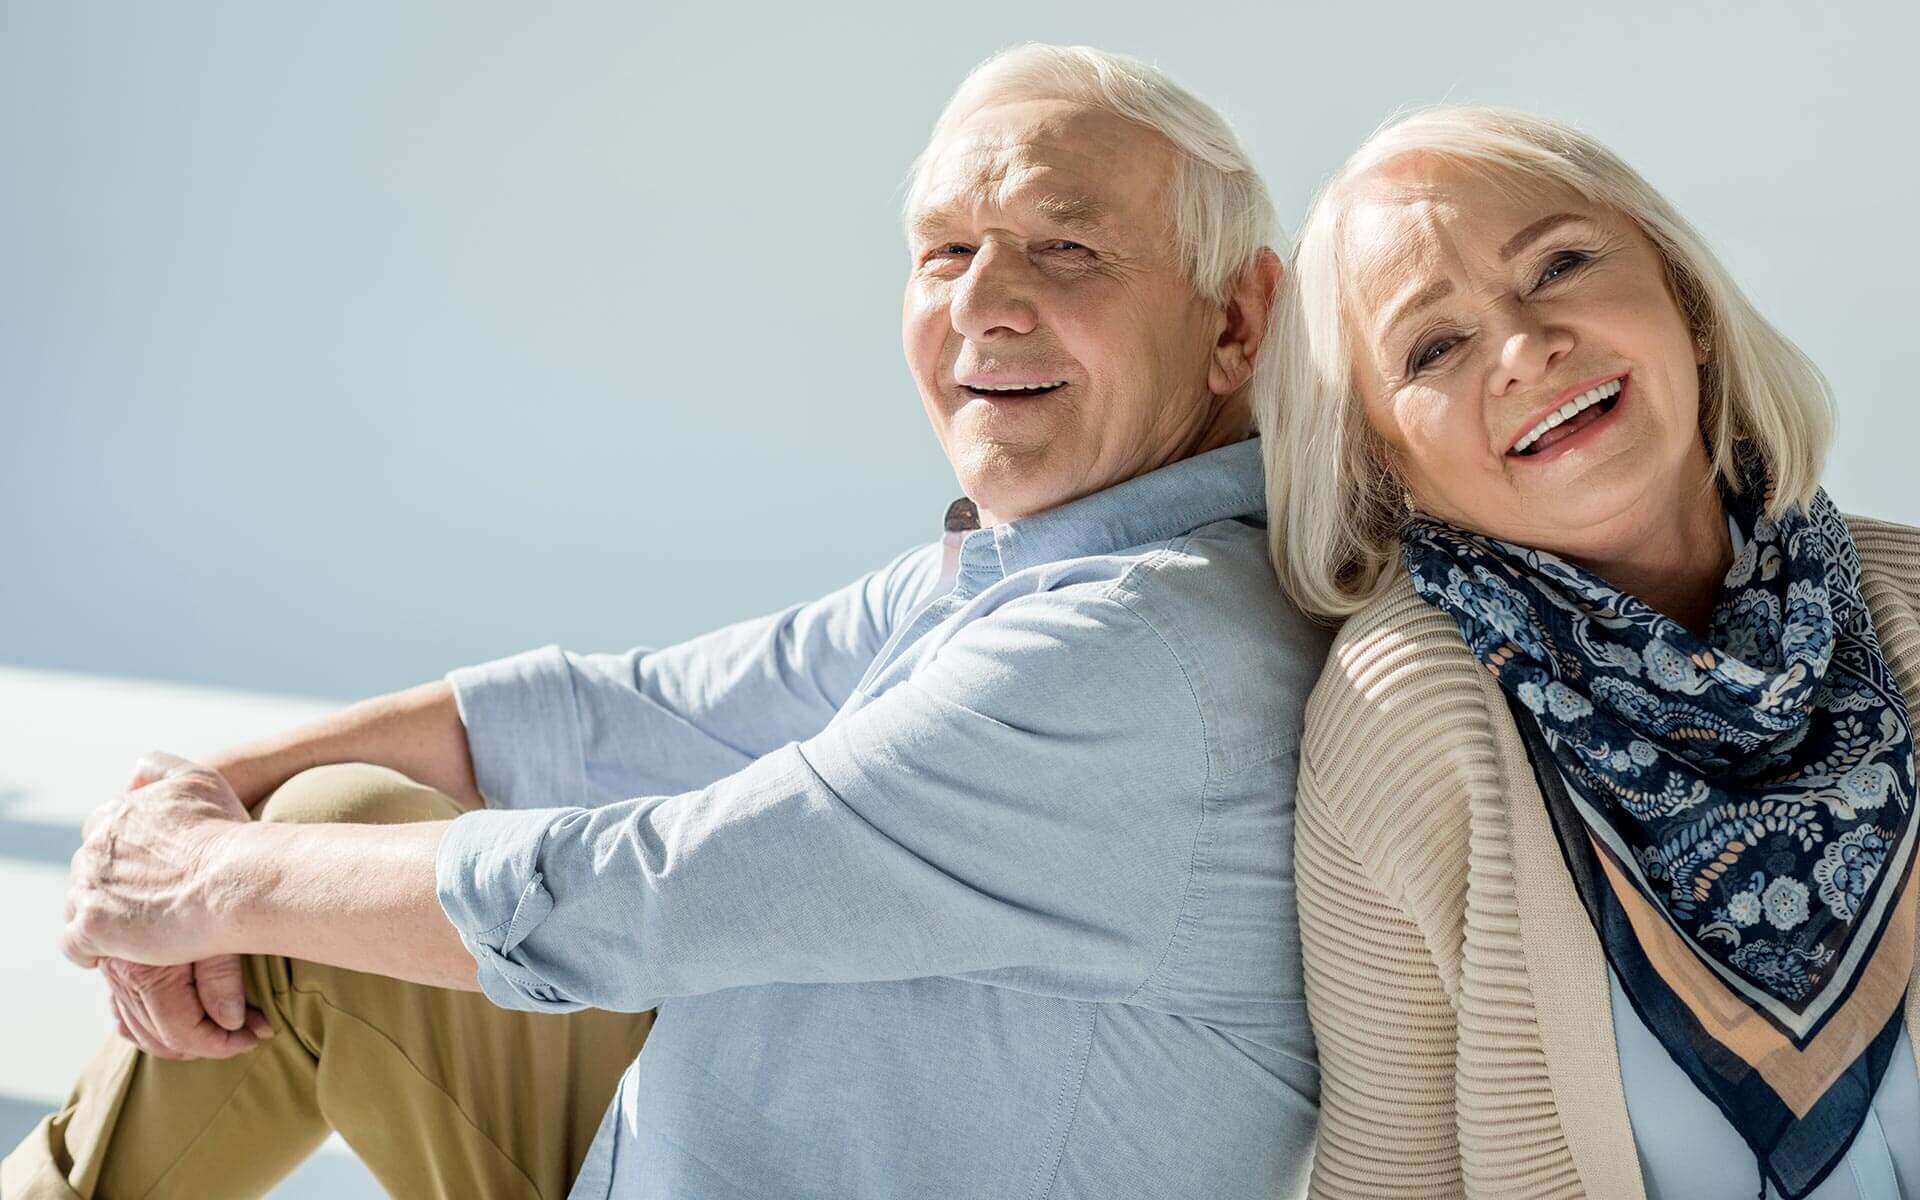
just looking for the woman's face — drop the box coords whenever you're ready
[1341,157,1711,559]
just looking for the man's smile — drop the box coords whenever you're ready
[958,379,1069,399]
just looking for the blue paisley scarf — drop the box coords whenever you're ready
[1401,466,1917,1200]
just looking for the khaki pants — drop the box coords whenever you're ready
[3,765,655,1199]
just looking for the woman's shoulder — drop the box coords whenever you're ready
[1300,568,1504,812]
[1307,569,1484,723]
[1846,515,1920,705]
[1848,514,1920,581]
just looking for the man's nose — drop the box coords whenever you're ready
[1488,305,1574,396]
[949,244,1039,339]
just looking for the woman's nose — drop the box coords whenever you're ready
[1489,310,1574,395]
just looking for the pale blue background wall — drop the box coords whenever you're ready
[4,0,1916,701]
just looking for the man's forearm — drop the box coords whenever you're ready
[209,680,486,814]
[213,818,480,991]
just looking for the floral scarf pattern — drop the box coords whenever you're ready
[1400,467,1916,1200]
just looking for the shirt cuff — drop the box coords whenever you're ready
[446,645,589,811]
[435,806,586,1013]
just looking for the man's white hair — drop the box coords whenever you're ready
[904,44,1279,305]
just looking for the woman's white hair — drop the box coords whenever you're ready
[1258,104,1835,621]
[905,43,1278,304]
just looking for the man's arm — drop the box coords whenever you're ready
[210,680,484,814]
[208,543,934,833]
[62,754,478,989]
[81,547,939,1021]
[219,819,478,990]
[434,587,1211,1014]
[69,586,1210,1013]
[448,543,939,812]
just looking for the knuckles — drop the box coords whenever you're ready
[70,896,112,944]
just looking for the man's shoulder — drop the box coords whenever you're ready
[1061,516,1333,776]
[1111,516,1331,665]
[862,540,947,630]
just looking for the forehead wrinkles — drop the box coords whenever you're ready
[912,105,1173,244]
[920,136,1052,215]
[1340,193,1460,330]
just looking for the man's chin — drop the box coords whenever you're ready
[952,447,1104,526]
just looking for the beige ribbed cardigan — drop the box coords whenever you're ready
[1295,516,1920,1200]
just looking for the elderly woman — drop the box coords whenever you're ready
[1260,107,1920,1200]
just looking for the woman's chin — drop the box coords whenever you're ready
[1470,467,1668,552]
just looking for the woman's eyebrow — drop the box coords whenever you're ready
[1379,278,1455,342]
[1499,211,1585,261]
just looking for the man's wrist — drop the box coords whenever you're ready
[198,821,277,954]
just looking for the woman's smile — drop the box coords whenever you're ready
[1507,373,1629,462]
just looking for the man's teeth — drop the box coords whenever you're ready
[968,381,1066,392]
[1511,378,1623,454]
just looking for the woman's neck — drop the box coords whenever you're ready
[1566,477,1733,639]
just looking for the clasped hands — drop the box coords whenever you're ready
[64,752,275,1059]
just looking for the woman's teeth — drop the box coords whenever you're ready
[1510,378,1623,455]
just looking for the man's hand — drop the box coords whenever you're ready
[93,758,275,1059]
[101,958,274,1059]
[64,752,249,971]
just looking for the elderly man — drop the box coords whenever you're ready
[9,44,1325,1200]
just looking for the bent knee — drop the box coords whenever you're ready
[256,763,463,827]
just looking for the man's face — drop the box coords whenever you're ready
[902,99,1228,524]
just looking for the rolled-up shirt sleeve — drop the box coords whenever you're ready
[448,543,940,810]
[434,586,1211,1014]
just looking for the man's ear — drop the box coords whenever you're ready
[1208,247,1285,397]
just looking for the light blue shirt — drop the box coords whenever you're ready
[1613,972,1920,1199]
[434,438,1327,1200]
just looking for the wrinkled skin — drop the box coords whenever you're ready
[81,756,272,1059]
[903,97,1275,525]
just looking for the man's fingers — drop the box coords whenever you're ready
[190,1016,264,1060]
[136,961,211,1057]
[193,955,248,1032]
[126,757,166,791]
[108,991,145,1049]
[130,751,194,789]
[116,992,173,1059]
[60,924,101,970]
[116,976,183,1060]
[243,1007,275,1040]
[104,959,267,1061]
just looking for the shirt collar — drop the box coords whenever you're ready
[943,437,1266,584]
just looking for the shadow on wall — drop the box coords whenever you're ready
[0,786,78,866]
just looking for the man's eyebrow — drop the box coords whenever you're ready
[908,210,957,245]
[1379,278,1454,341]
[907,194,1110,245]
[1029,194,1108,232]
[1499,211,1585,261]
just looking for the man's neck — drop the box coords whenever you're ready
[1183,396,1255,462]
[973,396,1253,529]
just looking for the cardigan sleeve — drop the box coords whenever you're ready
[1297,747,1465,1200]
